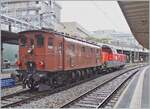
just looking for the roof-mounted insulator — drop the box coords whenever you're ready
[60,32,64,35]
[65,33,69,36]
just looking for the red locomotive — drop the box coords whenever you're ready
[101,45,126,70]
[16,30,126,90]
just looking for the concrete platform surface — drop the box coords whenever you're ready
[114,65,150,109]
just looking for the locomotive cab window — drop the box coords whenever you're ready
[36,34,44,47]
[102,46,112,54]
[20,35,27,47]
[48,38,53,49]
[30,39,34,48]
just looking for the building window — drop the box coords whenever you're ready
[36,34,44,47]
[49,0,52,5]
[36,10,39,14]
[48,38,53,49]
[35,1,39,4]
[20,35,26,47]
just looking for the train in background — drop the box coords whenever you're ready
[16,30,126,91]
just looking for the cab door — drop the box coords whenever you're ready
[34,34,45,70]
[47,35,63,71]
[35,34,45,56]
[57,42,63,69]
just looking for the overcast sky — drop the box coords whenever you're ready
[56,1,132,34]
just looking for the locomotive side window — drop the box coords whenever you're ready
[96,49,99,54]
[82,46,85,52]
[58,42,63,54]
[59,43,63,50]
[91,48,93,53]
[20,35,27,47]
[48,38,53,49]
[70,44,75,52]
[36,34,44,47]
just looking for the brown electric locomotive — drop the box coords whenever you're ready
[16,30,102,90]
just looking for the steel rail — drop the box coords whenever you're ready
[60,67,140,108]
[1,89,30,100]
[96,70,138,108]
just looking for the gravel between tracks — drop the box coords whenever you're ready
[17,68,137,108]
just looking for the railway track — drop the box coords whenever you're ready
[1,70,107,108]
[60,68,140,108]
[1,89,34,108]
[1,65,143,108]
[103,77,131,108]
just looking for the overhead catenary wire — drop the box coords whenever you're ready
[91,1,121,32]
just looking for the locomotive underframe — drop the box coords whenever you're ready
[16,61,125,91]
[17,65,106,91]
[18,64,123,91]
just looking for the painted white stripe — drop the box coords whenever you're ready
[129,66,150,109]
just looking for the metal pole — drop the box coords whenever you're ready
[40,14,43,27]
[1,43,3,72]
[149,1,150,64]
[130,50,132,63]
[0,0,2,72]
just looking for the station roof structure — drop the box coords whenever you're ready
[1,30,18,45]
[118,1,149,49]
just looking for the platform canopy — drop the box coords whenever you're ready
[118,1,149,49]
[1,30,18,45]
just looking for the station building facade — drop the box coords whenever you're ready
[1,0,61,29]
[56,22,92,38]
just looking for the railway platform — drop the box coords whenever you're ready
[114,65,150,108]
[1,68,17,78]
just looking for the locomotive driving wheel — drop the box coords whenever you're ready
[26,78,37,89]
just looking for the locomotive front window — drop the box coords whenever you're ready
[102,47,112,53]
[30,39,34,46]
[36,35,44,47]
[48,38,53,49]
[20,35,27,47]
